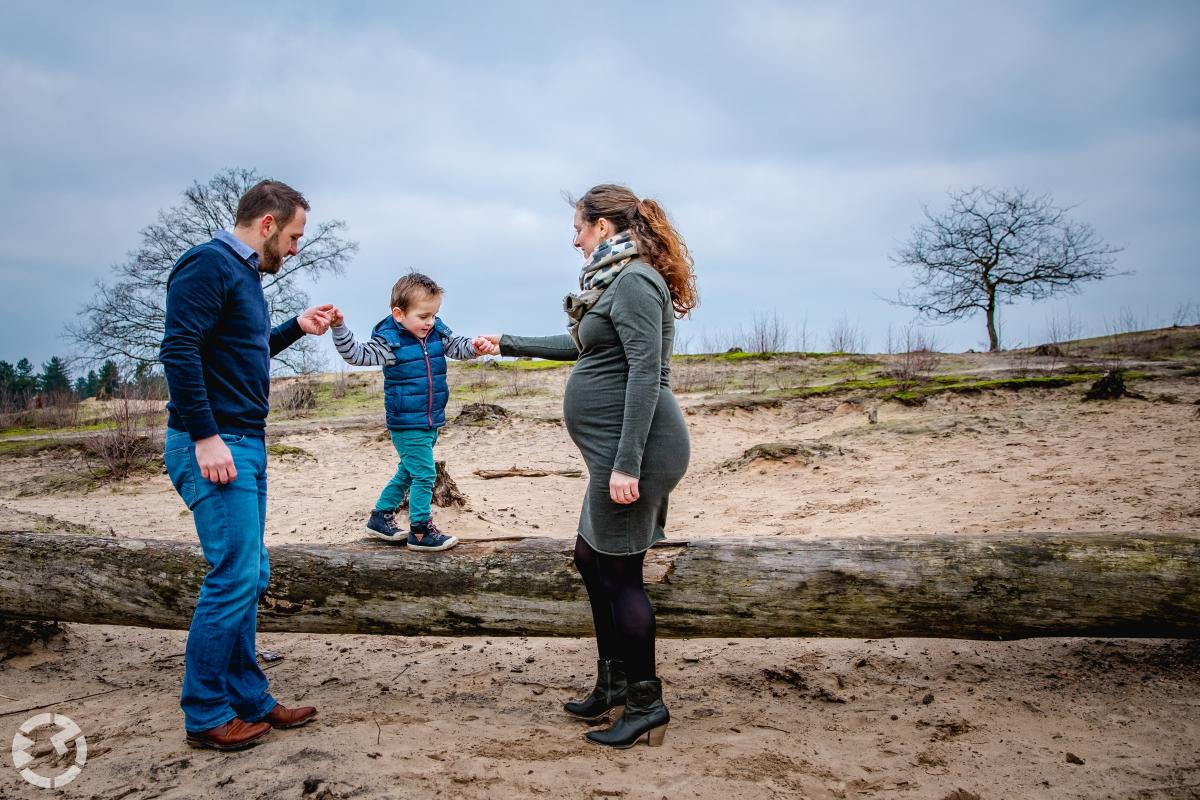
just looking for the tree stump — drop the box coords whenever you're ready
[398,460,467,509]
[455,403,510,426]
[1084,371,1144,401]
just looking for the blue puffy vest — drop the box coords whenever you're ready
[372,315,451,431]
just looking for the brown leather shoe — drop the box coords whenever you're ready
[185,718,271,751]
[260,703,317,729]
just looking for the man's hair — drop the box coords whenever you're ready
[391,272,443,311]
[235,180,310,227]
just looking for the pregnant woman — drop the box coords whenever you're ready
[480,184,697,748]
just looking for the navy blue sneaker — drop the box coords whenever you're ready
[366,510,405,543]
[407,521,459,552]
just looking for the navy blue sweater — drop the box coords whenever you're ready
[160,238,304,440]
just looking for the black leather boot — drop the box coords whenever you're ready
[563,659,627,722]
[585,678,669,748]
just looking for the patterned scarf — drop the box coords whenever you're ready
[564,231,638,347]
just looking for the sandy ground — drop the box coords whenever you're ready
[1,369,1199,799]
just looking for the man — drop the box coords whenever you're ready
[160,179,333,750]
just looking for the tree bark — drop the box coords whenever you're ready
[986,287,1000,351]
[1,532,1197,639]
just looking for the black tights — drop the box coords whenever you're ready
[572,536,657,682]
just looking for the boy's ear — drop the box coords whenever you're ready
[391,307,404,322]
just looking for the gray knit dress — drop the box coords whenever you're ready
[500,261,690,555]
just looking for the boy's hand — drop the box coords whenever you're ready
[473,335,500,356]
[470,333,499,355]
[330,307,344,327]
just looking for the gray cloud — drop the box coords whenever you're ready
[1,0,1197,371]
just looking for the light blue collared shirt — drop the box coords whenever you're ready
[213,229,260,271]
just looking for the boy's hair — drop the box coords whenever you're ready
[391,272,443,311]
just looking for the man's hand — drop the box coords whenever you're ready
[472,335,500,356]
[610,470,640,505]
[195,435,237,484]
[298,304,337,335]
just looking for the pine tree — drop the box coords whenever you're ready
[96,360,120,400]
[40,357,72,395]
[13,359,37,397]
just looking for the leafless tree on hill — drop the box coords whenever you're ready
[892,186,1123,351]
[885,323,940,384]
[826,315,867,354]
[1043,307,1084,357]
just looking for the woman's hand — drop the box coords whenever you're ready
[610,470,640,504]
[473,334,501,356]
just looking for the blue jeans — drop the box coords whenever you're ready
[164,427,277,732]
[375,428,439,523]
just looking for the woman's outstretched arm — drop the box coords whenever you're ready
[492,333,580,361]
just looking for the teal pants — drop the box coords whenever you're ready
[375,428,439,523]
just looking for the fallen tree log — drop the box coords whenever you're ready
[1,532,1197,639]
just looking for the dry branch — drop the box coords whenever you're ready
[474,467,583,479]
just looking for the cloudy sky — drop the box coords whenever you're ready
[1,1,1197,371]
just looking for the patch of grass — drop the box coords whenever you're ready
[711,351,780,362]
[0,439,83,458]
[275,376,381,419]
[461,358,572,371]
[0,420,118,439]
[676,350,878,363]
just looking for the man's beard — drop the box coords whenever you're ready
[259,231,284,275]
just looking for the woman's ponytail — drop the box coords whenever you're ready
[574,184,698,318]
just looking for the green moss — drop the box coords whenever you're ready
[267,443,316,461]
[882,373,1104,403]
[778,377,900,398]
[939,374,1097,392]
[770,371,1105,404]
[889,391,926,407]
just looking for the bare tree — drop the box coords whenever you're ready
[794,314,811,353]
[826,314,867,354]
[67,168,358,374]
[892,186,1122,351]
[885,323,941,384]
[1171,299,1198,327]
[745,310,790,353]
[1043,307,1084,356]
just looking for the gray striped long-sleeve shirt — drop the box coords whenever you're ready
[331,323,479,366]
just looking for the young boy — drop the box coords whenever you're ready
[331,272,484,551]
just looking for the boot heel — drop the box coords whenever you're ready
[646,724,667,747]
